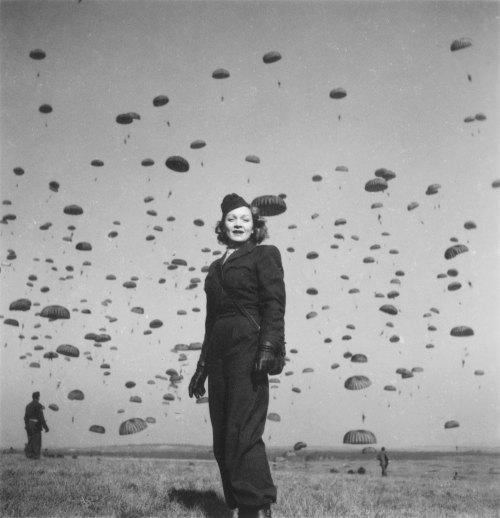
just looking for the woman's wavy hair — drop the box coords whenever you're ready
[215,206,268,245]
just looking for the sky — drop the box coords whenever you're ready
[1,0,499,451]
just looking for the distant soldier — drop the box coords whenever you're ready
[24,391,49,459]
[376,447,389,476]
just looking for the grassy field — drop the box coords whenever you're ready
[1,449,499,517]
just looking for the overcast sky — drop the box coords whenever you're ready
[1,0,499,451]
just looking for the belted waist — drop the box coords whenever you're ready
[29,418,39,422]
[215,308,260,320]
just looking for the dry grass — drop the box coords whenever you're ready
[1,451,499,517]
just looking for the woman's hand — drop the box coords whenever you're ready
[189,361,208,398]
[254,343,275,374]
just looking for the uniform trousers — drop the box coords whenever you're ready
[207,315,277,509]
[25,421,42,459]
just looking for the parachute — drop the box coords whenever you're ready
[344,375,371,390]
[63,204,83,215]
[142,159,154,167]
[153,95,169,107]
[374,168,396,181]
[444,244,468,260]
[40,305,70,320]
[351,354,368,363]
[450,37,472,51]
[245,155,260,164]
[312,175,322,182]
[407,201,419,211]
[29,48,46,60]
[67,389,84,400]
[444,420,460,429]
[149,319,163,329]
[263,51,282,64]
[212,68,230,79]
[56,344,80,357]
[426,184,441,195]
[115,113,134,124]
[343,429,377,445]
[302,368,314,373]
[306,311,317,319]
[365,178,388,192]
[29,362,40,368]
[119,417,148,435]
[9,298,31,311]
[448,281,461,291]
[39,104,53,114]
[330,363,340,370]
[306,288,318,295]
[43,351,58,360]
[384,385,397,391]
[125,381,136,388]
[267,413,281,422]
[91,159,104,167]
[450,326,474,337]
[475,113,487,121]
[329,87,347,99]
[335,165,348,172]
[190,140,206,149]
[293,441,307,451]
[89,425,105,434]
[48,404,59,411]
[165,156,190,172]
[13,167,25,176]
[306,252,319,260]
[163,393,175,401]
[49,181,60,192]
[251,195,287,216]
[463,221,476,230]
[75,242,92,251]
[362,446,377,454]
[474,370,484,376]
[292,387,301,393]
[379,304,398,315]
[129,396,142,403]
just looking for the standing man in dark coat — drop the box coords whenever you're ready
[376,447,389,476]
[189,194,286,518]
[24,391,49,459]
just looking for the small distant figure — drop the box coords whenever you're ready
[376,447,389,477]
[453,471,458,480]
[24,391,49,459]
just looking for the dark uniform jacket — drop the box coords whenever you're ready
[24,400,49,432]
[199,241,285,364]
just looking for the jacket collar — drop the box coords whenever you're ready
[219,240,256,268]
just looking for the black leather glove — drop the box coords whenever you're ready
[189,361,208,399]
[44,427,49,433]
[254,342,276,374]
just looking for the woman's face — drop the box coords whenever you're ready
[224,206,253,245]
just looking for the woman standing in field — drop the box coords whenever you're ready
[189,193,286,518]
